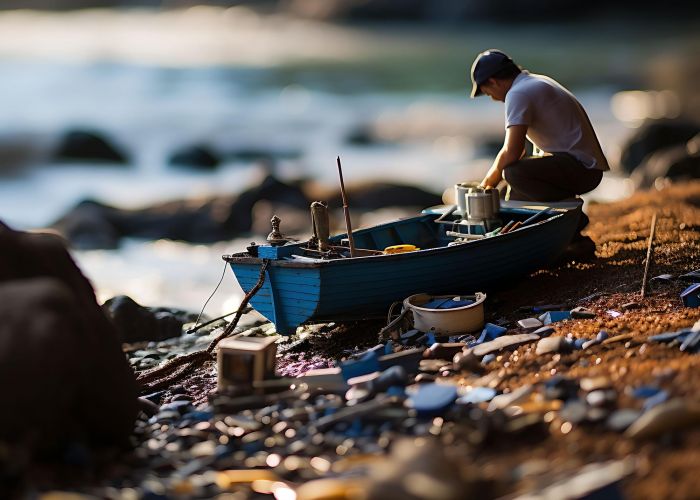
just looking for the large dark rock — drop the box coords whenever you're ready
[0,222,138,454]
[632,135,700,188]
[53,129,129,164]
[620,119,700,174]
[103,295,184,344]
[50,175,310,248]
[168,144,221,170]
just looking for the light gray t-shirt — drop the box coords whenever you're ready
[505,71,609,171]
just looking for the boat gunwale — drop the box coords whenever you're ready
[222,208,575,269]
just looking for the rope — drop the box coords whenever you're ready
[136,259,271,394]
[190,260,229,333]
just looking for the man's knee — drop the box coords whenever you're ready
[502,163,526,185]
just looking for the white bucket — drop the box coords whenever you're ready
[403,292,486,334]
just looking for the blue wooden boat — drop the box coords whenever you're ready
[223,200,583,335]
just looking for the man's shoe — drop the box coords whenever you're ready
[561,234,596,262]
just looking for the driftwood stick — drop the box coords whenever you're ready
[336,156,357,258]
[640,212,657,299]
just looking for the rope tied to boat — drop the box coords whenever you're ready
[136,259,271,394]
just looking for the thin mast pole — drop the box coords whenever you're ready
[336,156,357,258]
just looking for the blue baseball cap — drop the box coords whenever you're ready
[470,49,516,98]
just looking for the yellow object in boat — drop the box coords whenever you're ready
[383,244,420,254]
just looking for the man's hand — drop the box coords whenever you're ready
[480,164,502,188]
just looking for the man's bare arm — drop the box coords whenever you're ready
[480,125,528,188]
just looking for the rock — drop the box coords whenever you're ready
[619,119,700,173]
[53,129,128,163]
[631,140,700,189]
[487,384,532,411]
[457,386,497,405]
[452,351,483,373]
[50,174,310,248]
[580,376,612,392]
[426,342,466,360]
[322,182,442,211]
[472,333,539,357]
[621,301,641,310]
[517,318,543,330]
[169,144,220,170]
[533,326,555,337]
[625,399,700,439]
[0,222,138,453]
[544,376,579,401]
[570,306,596,319]
[103,295,184,343]
[607,409,642,432]
[378,348,424,374]
[560,400,588,424]
[536,337,571,355]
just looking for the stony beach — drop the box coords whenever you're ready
[10,181,700,500]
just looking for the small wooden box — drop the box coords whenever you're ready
[217,336,277,392]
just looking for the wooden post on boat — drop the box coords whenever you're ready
[336,156,357,257]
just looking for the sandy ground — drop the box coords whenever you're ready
[267,181,700,499]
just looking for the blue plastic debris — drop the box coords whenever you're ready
[596,330,609,342]
[643,390,669,411]
[539,311,571,324]
[341,350,380,381]
[572,338,587,350]
[426,332,436,346]
[648,330,692,343]
[384,341,394,355]
[681,283,700,307]
[481,353,496,364]
[407,383,457,417]
[422,297,475,309]
[680,331,700,352]
[631,386,661,399]
[476,323,508,344]
[456,386,497,404]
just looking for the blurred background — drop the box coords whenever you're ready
[0,0,699,314]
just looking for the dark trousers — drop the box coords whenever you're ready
[502,153,603,202]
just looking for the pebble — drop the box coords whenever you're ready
[625,399,700,439]
[602,333,634,345]
[487,384,533,411]
[544,376,579,401]
[472,333,540,357]
[452,351,483,373]
[378,348,425,373]
[533,326,555,337]
[536,337,571,355]
[559,400,588,424]
[456,386,497,404]
[517,318,543,330]
[606,409,642,432]
[426,342,466,360]
[570,307,596,319]
[580,376,612,392]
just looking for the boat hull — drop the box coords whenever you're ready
[226,203,581,334]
